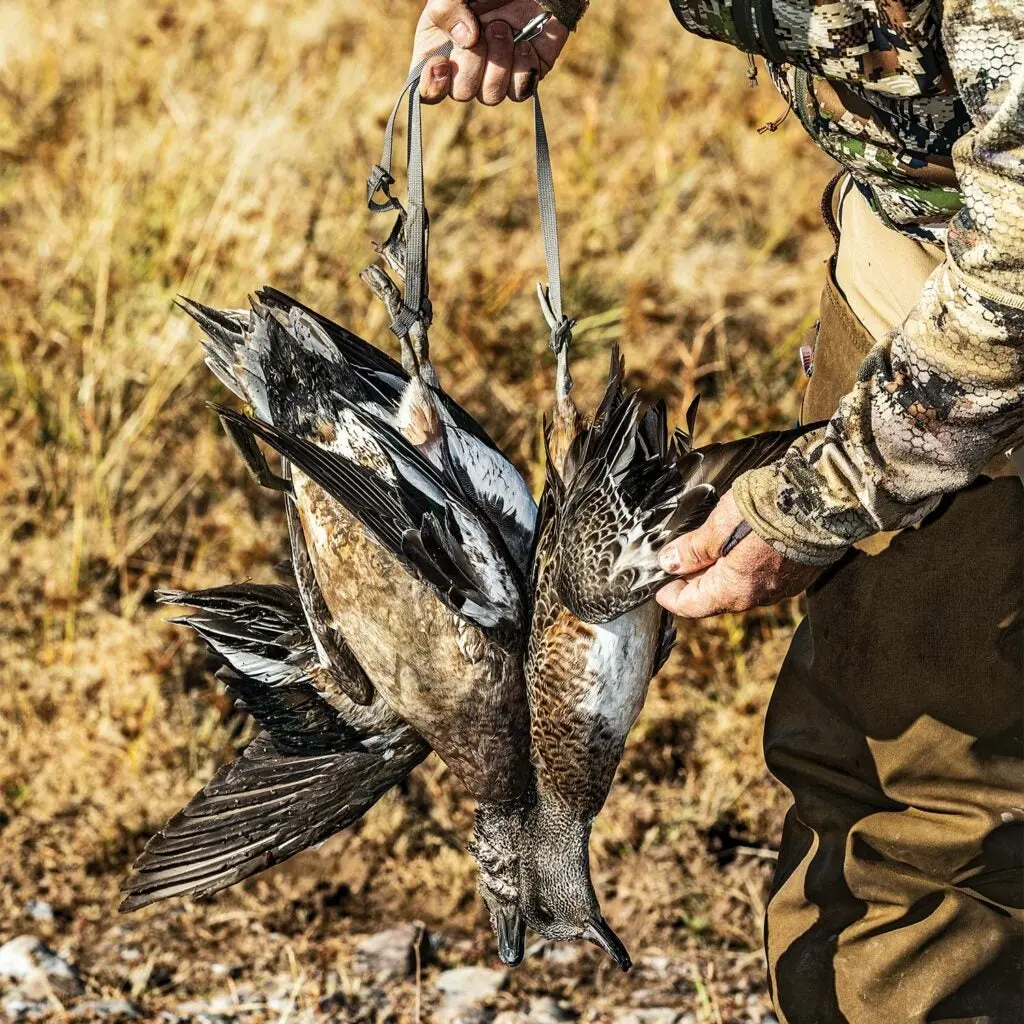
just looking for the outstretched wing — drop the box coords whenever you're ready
[213,406,525,640]
[157,584,387,753]
[119,729,429,912]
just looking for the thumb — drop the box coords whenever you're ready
[658,492,745,576]
[424,0,480,48]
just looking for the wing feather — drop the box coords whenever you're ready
[119,731,429,912]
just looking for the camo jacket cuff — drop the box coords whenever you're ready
[733,262,1024,565]
[731,455,854,566]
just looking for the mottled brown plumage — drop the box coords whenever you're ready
[513,344,674,971]
[294,471,529,802]
[178,277,537,968]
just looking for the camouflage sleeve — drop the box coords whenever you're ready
[731,0,1024,566]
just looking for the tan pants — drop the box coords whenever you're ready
[765,178,1024,1024]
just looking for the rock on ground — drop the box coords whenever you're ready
[493,996,576,1024]
[435,965,509,1023]
[436,965,508,1002]
[69,999,142,1020]
[0,935,84,1001]
[352,923,430,983]
[613,1011,688,1024]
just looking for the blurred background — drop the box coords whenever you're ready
[0,0,837,1020]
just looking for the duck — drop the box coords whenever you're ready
[185,213,536,577]
[517,326,812,969]
[122,450,529,963]
[178,256,535,964]
[183,276,532,801]
[119,570,430,911]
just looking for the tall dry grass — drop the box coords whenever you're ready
[0,0,835,1018]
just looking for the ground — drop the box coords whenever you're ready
[0,0,836,1020]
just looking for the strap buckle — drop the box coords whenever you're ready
[367,164,400,213]
[514,12,552,44]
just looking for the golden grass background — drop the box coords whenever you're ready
[1,0,835,1018]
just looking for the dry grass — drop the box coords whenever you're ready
[0,0,835,1019]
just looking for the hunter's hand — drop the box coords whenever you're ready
[655,492,823,618]
[414,1,570,105]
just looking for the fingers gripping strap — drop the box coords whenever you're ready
[367,44,453,337]
[533,92,575,351]
[368,50,575,348]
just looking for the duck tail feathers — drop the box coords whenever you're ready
[255,286,406,379]
[178,296,275,421]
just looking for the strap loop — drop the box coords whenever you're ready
[366,44,453,338]
[368,46,576,352]
[367,165,400,213]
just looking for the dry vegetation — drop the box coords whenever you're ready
[0,0,836,1019]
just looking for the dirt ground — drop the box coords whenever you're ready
[0,0,837,1020]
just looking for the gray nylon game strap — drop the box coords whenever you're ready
[367,46,573,350]
[532,91,574,350]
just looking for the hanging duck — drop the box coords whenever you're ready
[516,314,813,969]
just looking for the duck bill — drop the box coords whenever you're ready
[495,909,526,968]
[583,917,632,972]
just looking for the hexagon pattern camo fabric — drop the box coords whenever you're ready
[670,0,1024,562]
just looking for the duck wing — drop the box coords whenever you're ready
[183,293,537,578]
[156,583,400,750]
[251,286,504,455]
[260,284,537,574]
[553,383,717,624]
[119,728,429,912]
[213,405,526,642]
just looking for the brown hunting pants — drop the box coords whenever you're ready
[764,180,1024,1024]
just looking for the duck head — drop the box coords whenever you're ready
[517,794,632,971]
[470,801,527,968]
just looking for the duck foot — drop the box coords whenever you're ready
[218,412,294,494]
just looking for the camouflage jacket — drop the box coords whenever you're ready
[670,0,1024,562]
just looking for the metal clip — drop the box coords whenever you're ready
[514,11,552,45]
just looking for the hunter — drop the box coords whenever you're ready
[409,2,1024,1021]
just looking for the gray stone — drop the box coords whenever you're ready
[528,996,575,1022]
[352,924,428,982]
[172,996,240,1021]
[541,944,584,967]
[69,1000,142,1020]
[0,935,83,1000]
[23,902,54,924]
[489,998,575,1024]
[2,992,52,1022]
[436,965,508,1002]
[637,955,672,975]
[435,1007,491,1024]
